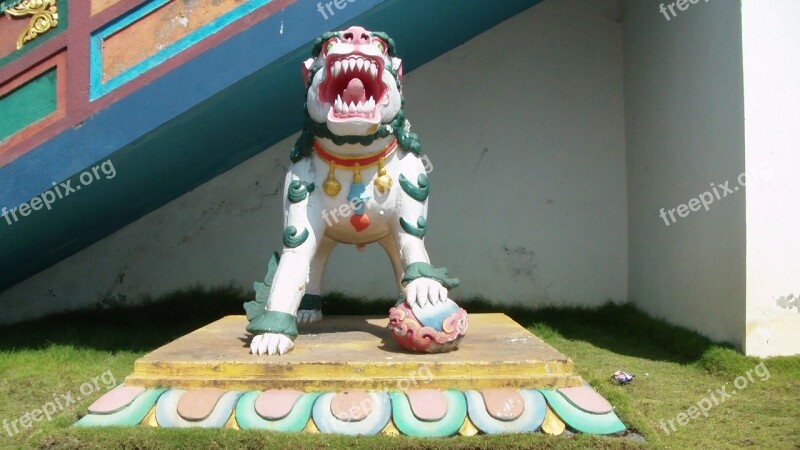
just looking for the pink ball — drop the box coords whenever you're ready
[388,301,468,353]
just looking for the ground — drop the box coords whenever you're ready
[0,288,797,449]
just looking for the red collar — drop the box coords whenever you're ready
[313,139,397,167]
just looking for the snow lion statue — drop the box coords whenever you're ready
[245,27,467,356]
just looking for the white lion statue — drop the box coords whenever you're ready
[245,27,466,356]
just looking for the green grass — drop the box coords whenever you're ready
[0,287,798,449]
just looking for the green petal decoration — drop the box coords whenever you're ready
[283,226,309,248]
[399,174,429,202]
[236,391,321,432]
[538,390,626,435]
[287,180,314,203]
[154,390,242,428]
[402,262,460,289]
[74,389,167,427]
[400,216,427,239]
[389,390,467,437]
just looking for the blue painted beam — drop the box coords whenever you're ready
[0,0,543,294]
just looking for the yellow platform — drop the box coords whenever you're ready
[124,314,583,391]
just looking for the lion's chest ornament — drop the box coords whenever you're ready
[244,27,468,356]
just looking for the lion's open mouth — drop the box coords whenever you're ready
[320,54,386,124]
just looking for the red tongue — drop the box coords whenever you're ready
[342,78,366,104]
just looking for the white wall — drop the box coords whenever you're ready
[624,0,747,346]
[742,0,800,357]
[0,0,627,324]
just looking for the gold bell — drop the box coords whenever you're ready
[373,158,393,193]
[323,161,341,196]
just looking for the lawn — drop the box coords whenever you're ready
[0,287,797,449]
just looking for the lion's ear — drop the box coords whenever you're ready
[302,58,315,88]
[392,57,403,82]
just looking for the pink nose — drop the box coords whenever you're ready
[341,26,370,44]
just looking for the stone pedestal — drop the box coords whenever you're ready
[75,314,626,436]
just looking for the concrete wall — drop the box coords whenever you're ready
[0,0,627,324]
[742,0,800,357]
[624,0,746,346]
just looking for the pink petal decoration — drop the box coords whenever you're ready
[406,389,448,422]
[255,389,304,420]
[330,390,373,422]
[176,388,227,421]
[558,385,613,414]
[87,385,146,415]
[480,389,525,421]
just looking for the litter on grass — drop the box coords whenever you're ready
[611,370,635,385]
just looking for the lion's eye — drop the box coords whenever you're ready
[326,41,335,54]
[374,40,385,54]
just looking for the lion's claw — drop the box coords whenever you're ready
[250,333,295,355]
[405,278,448,308]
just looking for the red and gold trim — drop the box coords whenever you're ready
[312,138,397,167]
[314,139,397,196]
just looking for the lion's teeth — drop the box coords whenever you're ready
[335,96,342,111]
[349,102,356,113]
[356,58,364,71]
[370,64,378,78]
[342,101,350,114]
[333,61,342,77]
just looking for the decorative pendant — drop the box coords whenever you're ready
[315,139,397,198]
[374,157,393,193]
[350,214,371,232]
[323,161,341,196]
[347,163,370,232]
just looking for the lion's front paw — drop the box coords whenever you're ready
[250,333,295,355]
[297,309,323,324]
[405,278,448,308]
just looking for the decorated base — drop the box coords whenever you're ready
[75,314,627,436]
